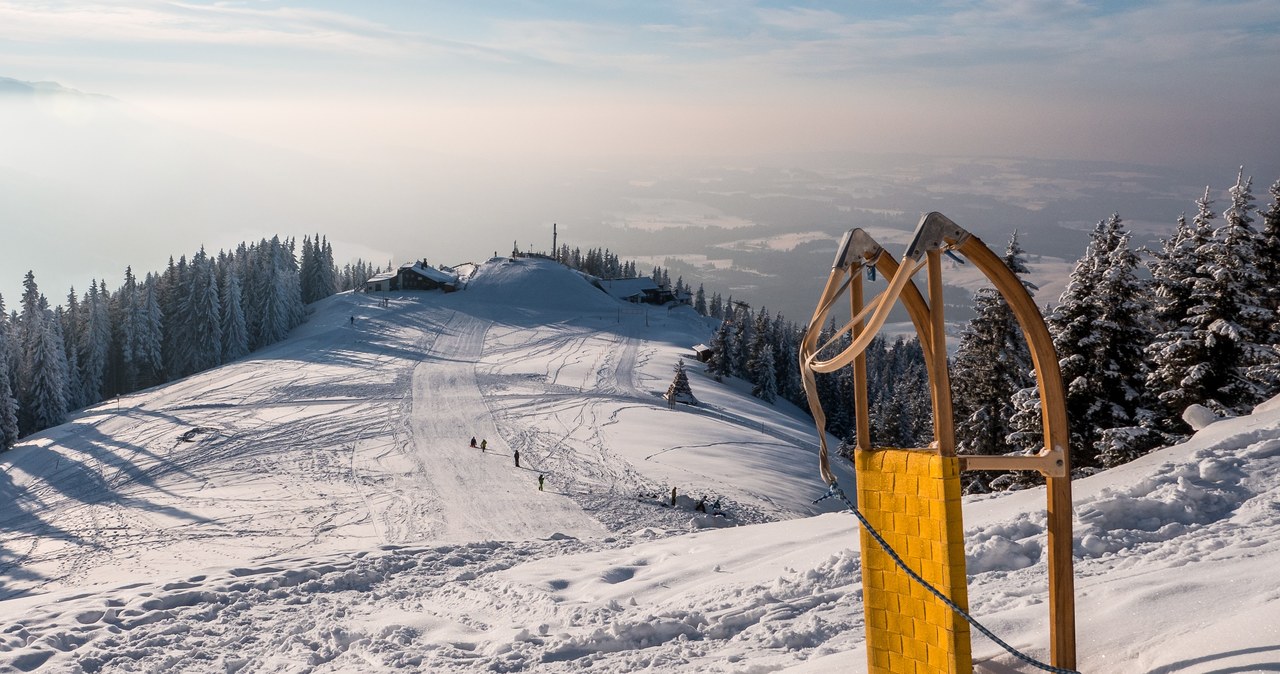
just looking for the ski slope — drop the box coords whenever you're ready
[1,257,1278,672]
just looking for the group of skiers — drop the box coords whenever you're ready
[470,436,544,491]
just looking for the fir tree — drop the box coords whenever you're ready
[116,267,137,392]
[664,360,698,405]
[1162,172,1277,417]
[1047,214,1154,470]
[0,299,15,449]
[1146,196,1217,430]
[185,249,223,373]
[60,288,85,410]
[753,345,778,403]
[707,320,732,381]
[80,280,112,403]
[746,308,774,400]
[135,274,165,388]
[952,232,1036,489]
[221,267,250,362]
[16,274,68,435]
[694,284,707,316]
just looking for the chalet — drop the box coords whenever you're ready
[596,277,680,305]
[364,260,459,293]
[691,344,714,362]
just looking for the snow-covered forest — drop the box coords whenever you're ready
[0,235,384,447]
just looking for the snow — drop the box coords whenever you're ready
[3,256,1279,672]
[1182,403,1220,431]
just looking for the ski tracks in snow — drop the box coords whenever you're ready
[406,312,606,543]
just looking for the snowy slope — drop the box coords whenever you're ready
[1,257,1278,673]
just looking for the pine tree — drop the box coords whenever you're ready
[1146,196,1217,430]
[1258,178,1280,315]
[694,285,707,316]
[116,267,141,392]
[0,299,16,449]
[664,360,699,405]
[135,274,165,387]
[80,280,112,403]
[221,267,249,362]
[16,274,68,435]
[1156,172,1277,417]
[161,255,192,377]
[746,308,775,400]
[952,232,1036,488]
[185,249,223,373]
[1047,214,1155,470]
[58,306,84,411]
[753,346,777,403]
[0,348,17,449]
[707,320,732,381]
[60,288,85,410]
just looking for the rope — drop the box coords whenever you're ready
[818,482,1080,674]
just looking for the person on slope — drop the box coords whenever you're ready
[514,449,521,468]
[481,439,487,450]
[538,474,545,491]
[470,437,477,448]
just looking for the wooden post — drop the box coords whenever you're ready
[926,249,956,457]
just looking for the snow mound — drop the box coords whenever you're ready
[465,257,619,313]
[1182,403,1219,430]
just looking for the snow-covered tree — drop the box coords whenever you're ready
[184,249,223,373]
[0,310,19,449]
[707,320,732,381]
[694,284,707,316]
[1046,214,1155,470]
[1258,178,1280,315]
[952,232,1037,489]
[664,360,698,405]
[1150,172,1276,420]
[134,273,165,388]
[80,280,112,403]
[746,308,775,401]
[1146,195,1217,429]
[221,266,249,362]
[59,289,85,410]
[16,273,68,435]
[753,345,778,403]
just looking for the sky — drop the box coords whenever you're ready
[2,0,1280,307]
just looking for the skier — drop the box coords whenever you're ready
[349,315,354,326]
[514,449,520,468]
[670,486,677,507]
[480,439,487,450]
[695,496,706,513]
[470,437,477,448]
[538,474,545,491]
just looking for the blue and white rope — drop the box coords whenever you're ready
[818,482,1080,674]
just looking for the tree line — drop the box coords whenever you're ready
[0,234,384,449]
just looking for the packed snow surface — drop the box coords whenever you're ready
[2,257,1277,672]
